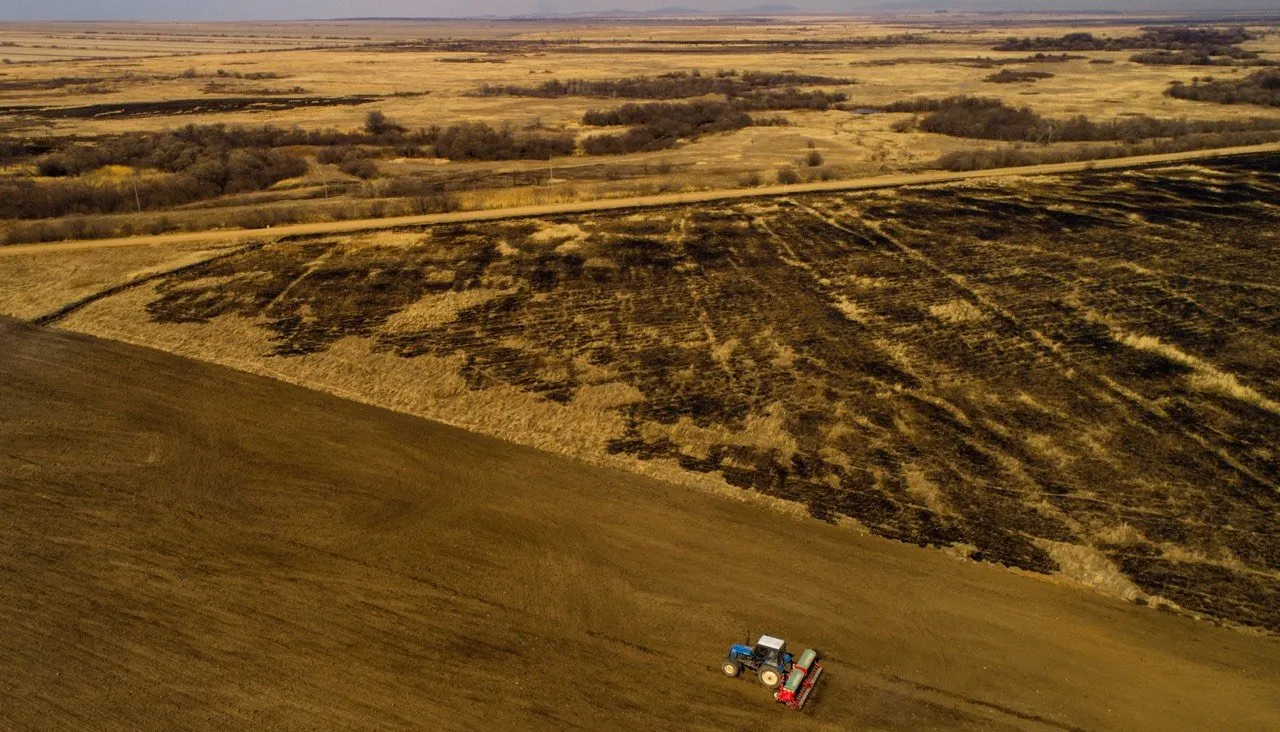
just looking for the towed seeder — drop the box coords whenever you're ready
[775,647,822,710]
[721,634,824,711]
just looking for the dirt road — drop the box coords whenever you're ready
[3,318,1278,730]
[4,141,1279,259]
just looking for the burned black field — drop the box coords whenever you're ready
[129,153,1280,631]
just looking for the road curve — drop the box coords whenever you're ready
[4,141,1279,258]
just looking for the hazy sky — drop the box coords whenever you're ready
[5,0,783,21]
[0,0,1269,21]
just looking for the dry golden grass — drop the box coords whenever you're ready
[638,402,800,462]
[928,298,985,323]
[381,290,513,334]
[0,241,235,320]
[1036,539,1145,601]
[1117,330,1280,415]
[903,466,950,512]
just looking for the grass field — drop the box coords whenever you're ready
[3,16,1279,243]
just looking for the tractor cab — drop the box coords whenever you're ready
[752,635,791,667]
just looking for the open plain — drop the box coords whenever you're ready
[4,16,1280,242]
[3,11,1280,730]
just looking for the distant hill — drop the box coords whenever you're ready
[522,5,808,19]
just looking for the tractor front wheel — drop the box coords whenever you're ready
[722,659,743,677]
[758,667,782,688]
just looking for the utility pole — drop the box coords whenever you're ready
[132,177,141,213]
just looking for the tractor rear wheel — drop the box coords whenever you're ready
[722,659,743,677]
[758,667,782,688]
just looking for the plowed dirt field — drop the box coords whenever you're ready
[3,319,1278,730]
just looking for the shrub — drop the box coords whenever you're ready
[733,89,847,111]
[0,144,307,219]
[892,96,1047,141]
[890,116,919,133]
[431,121,575,161]
[315,146,351,165]
[582,128,674,156]
[738,171,762,187]
[579,92,847,157]
[776,167,800,184]
[339,156,379,179]
[581,100,753,154]
[584,99,739,128]
[1166,69,1280,107]
[364,110,404,135]
[1131,50,1278,67]
[36,155,72,177]
[806,150,824,167]
[984,69,1054,83]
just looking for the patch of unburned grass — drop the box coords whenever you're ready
[0,242,235,320]
[928,298,985,323]
[1037,539,1145,601]
[382,288,515,333]
[1116,330,1280,415]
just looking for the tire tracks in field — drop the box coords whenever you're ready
[972,237,1280,397]
[823,657,1093,732]
[259,240,342,316]
[974,238,1280,339]
[794,202,1280,495]
[672,210,736,382]
[29,240,270,327]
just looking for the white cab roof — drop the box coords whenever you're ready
[757,635,785,650]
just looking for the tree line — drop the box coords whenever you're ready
[1167,70,1280,107]
[994,26,1255,53]
[476,70,850,99]
[580,90,846,155]
[886,95,1280,143]
[995,26,1270,66]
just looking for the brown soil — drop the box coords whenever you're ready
[3,318,1278,730]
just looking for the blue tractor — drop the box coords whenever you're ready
[721,634,793,689]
